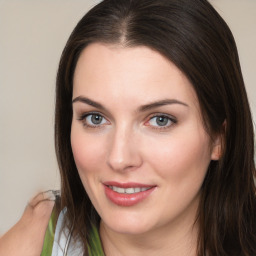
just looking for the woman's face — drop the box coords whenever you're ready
[71,43,220,235]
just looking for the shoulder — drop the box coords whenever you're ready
[0,191,55,256]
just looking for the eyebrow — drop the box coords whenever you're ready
[72,96,188,112]
[72,96,107,111]
[139,99,188,112]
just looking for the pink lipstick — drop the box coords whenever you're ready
[103,181,156,207]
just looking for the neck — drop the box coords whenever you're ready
[100,208,199,256]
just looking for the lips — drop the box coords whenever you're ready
[103,181,156,207]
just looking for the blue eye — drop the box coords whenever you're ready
[79,113,108,127]
[148,115,175,128]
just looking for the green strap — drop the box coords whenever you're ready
[88,225,105,256]
[41,209,104,255]
[41,209,57,256]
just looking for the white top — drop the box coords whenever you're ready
[51,209,83,256]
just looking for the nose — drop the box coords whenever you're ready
[106,125,142,172]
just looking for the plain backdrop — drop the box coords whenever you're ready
[0,0,255,234]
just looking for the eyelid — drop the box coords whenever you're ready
[77,111,104,119]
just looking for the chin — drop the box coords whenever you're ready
[101,212,155,235]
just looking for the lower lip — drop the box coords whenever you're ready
[104,185,156,207]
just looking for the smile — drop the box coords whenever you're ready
[103,182,156,207]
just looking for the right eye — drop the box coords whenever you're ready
[78,113,109,128]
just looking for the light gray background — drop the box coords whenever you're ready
[0,0,255,234]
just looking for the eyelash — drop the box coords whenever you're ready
[77,112,177,130]
[77,112,109,129]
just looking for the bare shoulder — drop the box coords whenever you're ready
[0,191,58,256]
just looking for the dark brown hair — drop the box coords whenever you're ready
[55,0,256,255]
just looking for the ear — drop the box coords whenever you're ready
[211,135,222,160]
[210,121,226,161]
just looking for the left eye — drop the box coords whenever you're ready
[147,115,174,128]
[85,114,108,126]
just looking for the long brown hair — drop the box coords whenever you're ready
[55,0,256,255]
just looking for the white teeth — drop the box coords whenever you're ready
[134,187,140,193]
[109,186,151,194]
[113,187,125,193]
[125,188,135,194]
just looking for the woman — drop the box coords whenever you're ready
[1,0,255,255]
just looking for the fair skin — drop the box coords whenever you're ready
[0,193,54,256]
[71,43,221,256]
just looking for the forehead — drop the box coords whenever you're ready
[73,43,199,109]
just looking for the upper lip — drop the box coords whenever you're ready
[103,181,156,188]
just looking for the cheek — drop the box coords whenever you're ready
[145,130,212,184]
[70,125,105,177]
